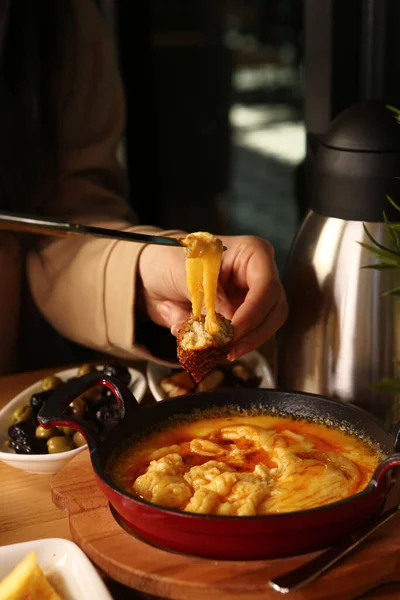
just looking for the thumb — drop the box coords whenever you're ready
[217,285,235,320]
[156,301,191,337]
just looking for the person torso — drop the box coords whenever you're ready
[0,232,22,374]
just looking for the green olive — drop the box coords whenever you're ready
[12,405,33,424]
[69,397,87,418]
[55,426,76,436]
[41,375,63,392]
[73,431,87,448]
[47,436,75,454]
[35,425,58,439]
[77,363,96,377]
[80,387,103,404]
[61,426,75,436]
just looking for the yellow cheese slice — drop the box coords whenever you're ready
[0,551,62,600]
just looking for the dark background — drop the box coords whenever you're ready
[18,0,400,371]
[94,0,400,273]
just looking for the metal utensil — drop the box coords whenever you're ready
[277,101,400,429]
[0,211,184,247]
[268,504,399,594]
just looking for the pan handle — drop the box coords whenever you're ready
[38,371,140,446]
[372,453,400,486]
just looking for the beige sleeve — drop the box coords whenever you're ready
[27,0,181,364]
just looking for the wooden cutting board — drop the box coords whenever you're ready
[51,451,400,600]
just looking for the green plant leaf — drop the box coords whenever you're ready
[362,224,400,258]
[386,104,400,116]
[382,286,400,296]
[358,242,400,264]
[371,377,400,395]
[386,194,400,213]
[361,263,397,270]
[383,210,399,246]
[383,223,400,231]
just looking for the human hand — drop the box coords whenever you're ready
[138,235,288,361]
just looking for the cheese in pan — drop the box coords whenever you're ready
[109,414,381,516]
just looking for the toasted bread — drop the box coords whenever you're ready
[177,313,233,382]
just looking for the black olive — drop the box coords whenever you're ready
[95,403,119,428]
[11,436,47,454]
[30,389,54,413]
[8,421,35,441]
[102,362,131,386]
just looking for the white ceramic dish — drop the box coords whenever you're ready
[0,537,112,600]
[0,365,147,475]
[147,350,275,402]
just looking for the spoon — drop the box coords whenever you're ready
[0,211,184,248]
[268,504,399,594]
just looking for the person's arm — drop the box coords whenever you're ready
[27,0,182,363]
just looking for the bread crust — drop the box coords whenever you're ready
[177,314,233,383]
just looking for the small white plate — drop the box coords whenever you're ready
[0,365,147,475]
[147,350,275,402]
[0,538,112,600]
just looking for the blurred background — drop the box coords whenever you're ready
[19,0,400,370]
[98,0,304,273]
[99,0,400,274]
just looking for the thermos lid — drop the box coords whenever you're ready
[310,100,400,222]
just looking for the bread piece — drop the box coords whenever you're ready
[160,382,189,397]
[160,370,196,398]
[177,313,233,383]
[196,370,224,392]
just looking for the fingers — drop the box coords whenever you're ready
[229,287,288,361]
[152,235,288,360]
[230,277,280,343]
[216,285,236,320]
[228,239,280,344]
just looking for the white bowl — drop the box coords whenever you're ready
[0,538,112,600]
[147,350,275,402]
[0,365,147,475]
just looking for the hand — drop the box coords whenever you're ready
[138,235,288,361]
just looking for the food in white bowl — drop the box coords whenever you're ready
[147,350,275,402]
[0,538,112,600]
[0,550,62,599]
[0,362,146,474]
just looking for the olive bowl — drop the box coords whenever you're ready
[0,366,147,475]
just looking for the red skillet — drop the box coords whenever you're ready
[38,372,400,560]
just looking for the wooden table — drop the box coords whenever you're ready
[0,364,399,600]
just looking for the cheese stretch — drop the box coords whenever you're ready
[180,232,224,335]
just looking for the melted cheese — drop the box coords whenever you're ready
[181,232,223,334]
[108,414,382,516]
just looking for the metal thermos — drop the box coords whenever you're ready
[277,101,400,428]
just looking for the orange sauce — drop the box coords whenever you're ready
[108,414,382,515]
